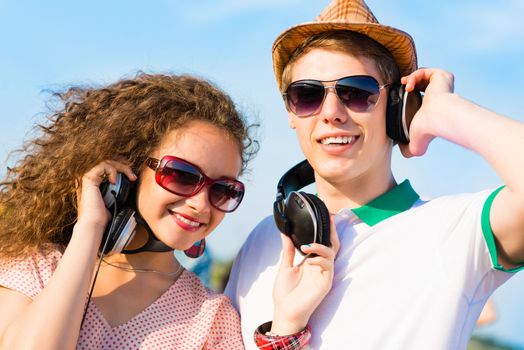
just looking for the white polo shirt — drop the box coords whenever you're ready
[225,180,522,350]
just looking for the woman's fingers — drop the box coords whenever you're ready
[76,160,137,227]
[104,160,137,183]
[300,242,335,260]
[82,160,136,187]
[302,255,334,272]
[300,216,339,255]
[299,216,339,273]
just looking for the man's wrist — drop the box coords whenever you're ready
[254,321,311,349]
[270,312,308,336]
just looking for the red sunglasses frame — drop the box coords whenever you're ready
[145,155,245,213]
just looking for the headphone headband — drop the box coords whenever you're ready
[276,159,315,199]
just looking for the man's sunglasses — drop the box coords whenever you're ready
[145,155,245,213]
[283,75,389,117]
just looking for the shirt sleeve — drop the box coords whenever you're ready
[0,245,62,299]
[434,189,514,302]
[480,186,524,272]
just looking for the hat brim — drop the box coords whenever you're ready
[272,21,417,91]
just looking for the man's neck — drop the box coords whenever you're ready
[316,171,397,214]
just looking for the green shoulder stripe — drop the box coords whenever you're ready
[481,186,524,273]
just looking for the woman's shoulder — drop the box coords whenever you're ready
[0,243,64,299]
[0,243,63,271]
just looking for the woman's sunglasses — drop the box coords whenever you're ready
[283,75,389,117]
[145,155,245,213]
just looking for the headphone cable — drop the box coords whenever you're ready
[79,192,118,330]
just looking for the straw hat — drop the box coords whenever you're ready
[272,0,418,91]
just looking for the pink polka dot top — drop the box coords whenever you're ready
[0,245,244,349]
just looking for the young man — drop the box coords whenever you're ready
[225,0,524,348]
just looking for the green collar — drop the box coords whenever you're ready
[351,180,419,226]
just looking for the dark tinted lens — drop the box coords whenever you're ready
[336,76,380,112]
[209,180,244,212]
[159,158,202,195]
[286,82,325,116]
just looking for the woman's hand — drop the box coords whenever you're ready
[398,68,455,158]
[270,217,340,335]
[76,160,136,231]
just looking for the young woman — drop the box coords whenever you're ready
[0,73,338,349]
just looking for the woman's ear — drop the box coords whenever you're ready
[288,113,296,129]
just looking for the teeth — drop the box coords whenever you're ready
[320,136,354,145]
[174,213,200,227]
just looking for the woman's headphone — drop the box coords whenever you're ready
[99,173,172,255]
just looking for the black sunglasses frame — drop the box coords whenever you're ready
[283,75,389,117]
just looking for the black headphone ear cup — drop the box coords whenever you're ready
[100,173,132,209]
[402,88,422,141]
[99,173,137,255]
[116,175,131,207]
[302,193,331,246]
[386,84,405,142]
[101,208,136,255]
[273,200,289,234]
[273,160,332,253]
[282,192,318,251]
[386,84,422,144]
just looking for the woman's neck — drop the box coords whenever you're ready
[103,250,180,273]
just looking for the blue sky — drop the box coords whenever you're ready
[1,0,523,346]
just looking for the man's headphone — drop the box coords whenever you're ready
[99,173,172,255]
[386,83,423,144]
[273,85,421,251]
[273,160,331,254]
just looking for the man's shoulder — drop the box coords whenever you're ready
[243,215,281,247]
[225,215,283,304]
[233,215,283,270]
[418,188,497,208]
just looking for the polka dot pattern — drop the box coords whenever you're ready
[1,246,244,349]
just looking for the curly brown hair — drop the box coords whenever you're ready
[0,73,258,258]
